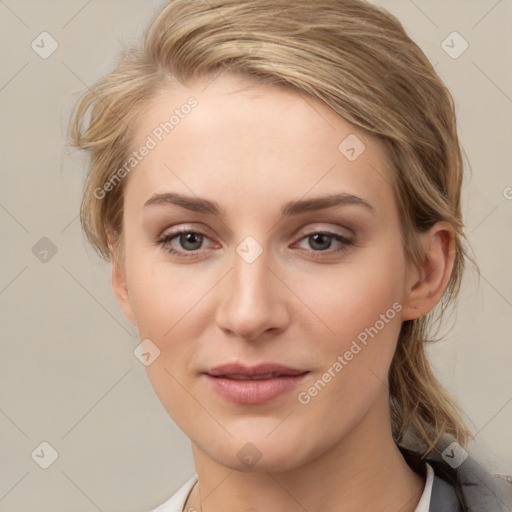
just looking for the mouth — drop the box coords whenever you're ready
[217,373,299,380]
[204,363,309,404]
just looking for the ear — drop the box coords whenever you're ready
[107,230,137,326]
[401,221,456,321]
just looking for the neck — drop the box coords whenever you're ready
[186,396,424,512]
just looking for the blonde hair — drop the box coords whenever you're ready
[68,0,473,455]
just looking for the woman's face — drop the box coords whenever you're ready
[115,72,420,472]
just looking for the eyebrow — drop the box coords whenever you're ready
[143,192,375,217]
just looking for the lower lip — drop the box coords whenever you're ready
[205,374,308,404]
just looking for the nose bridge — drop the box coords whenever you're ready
[215,236,288,340]
[233,239,271,302]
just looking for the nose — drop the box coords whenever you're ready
[214,244,290,342]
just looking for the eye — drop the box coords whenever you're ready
[156,229,214,259]
[294,231,355,257]
[155,228,356,260]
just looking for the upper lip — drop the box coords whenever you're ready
[205,363,308,378]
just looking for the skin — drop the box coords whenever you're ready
[111,72,455,512]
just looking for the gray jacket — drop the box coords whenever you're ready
[399,435,512,511]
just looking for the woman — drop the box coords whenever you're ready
[68,0,512,510]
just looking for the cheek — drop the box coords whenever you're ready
[298,244,406,400]
[123,248,211,405]
[299,243,405,350]
[327,267,403,344]
[125,244,195,337]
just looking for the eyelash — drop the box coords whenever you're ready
[155,228,356,260]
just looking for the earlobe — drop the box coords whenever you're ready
[107,231,137,326]
[401,222,455,321]
[111,264,137,326]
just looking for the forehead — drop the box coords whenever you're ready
[124,72,396,220]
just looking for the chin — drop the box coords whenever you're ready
[212,444,310,473]
[196,425,327,474]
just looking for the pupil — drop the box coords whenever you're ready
[310,233,330,251]
[182,232,202,250]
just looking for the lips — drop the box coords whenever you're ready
[207,363,307,378]
[204,363,309,404]
[222,373,290,380]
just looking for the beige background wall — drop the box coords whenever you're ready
[1,1,511,510]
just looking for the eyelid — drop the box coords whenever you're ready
[156,224,358,263]
[157,226,217,247]
[158,223,216,242]
[293,222,355,240]
[158,223,354,245]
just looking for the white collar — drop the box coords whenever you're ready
[150,464,434,512]
[150,475,197,512]
[412,462,434,512]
